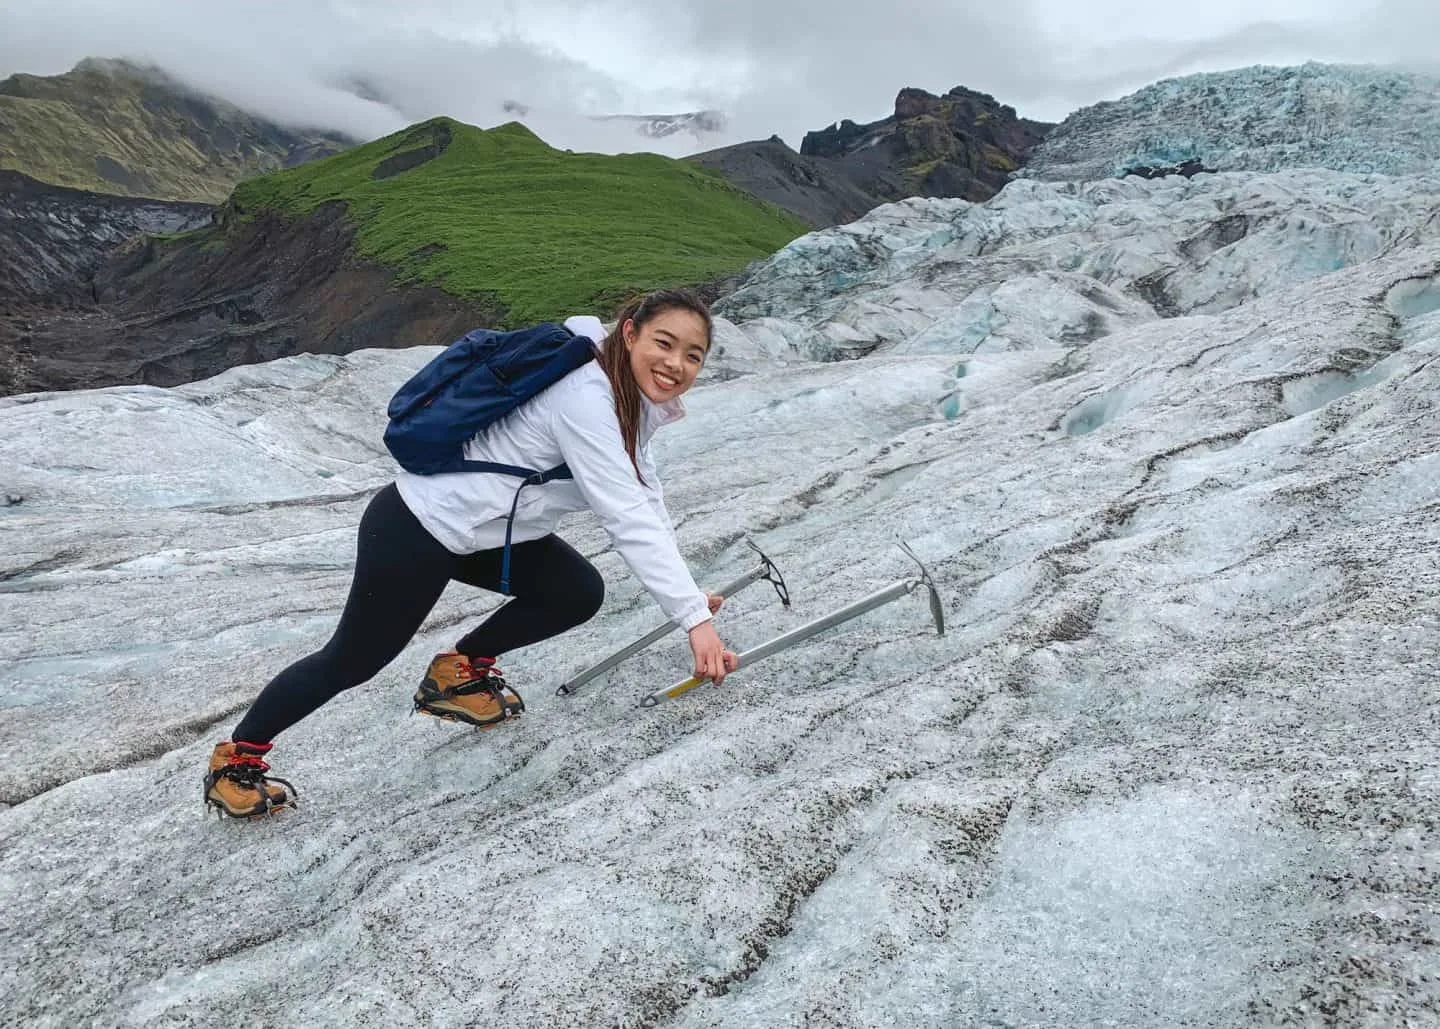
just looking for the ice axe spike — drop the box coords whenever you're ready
[640,542,945,708]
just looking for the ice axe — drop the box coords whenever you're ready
[556,539,790,696]
[640,541,945,708]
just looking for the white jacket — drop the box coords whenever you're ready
[394,316,712,631]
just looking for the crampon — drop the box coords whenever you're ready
[204,741,297,819]
[412,653,525,728]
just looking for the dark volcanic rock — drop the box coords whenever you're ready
[688,85,1050,229]
[0,170,211,302]
[1123,158,1216,179]
[686,136,882,228]
[372,121,453,180]
[799,119,871,159]
[0,189,500,396]
[0,171,213,393]
[800,86,1053,205]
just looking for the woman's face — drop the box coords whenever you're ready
[624,308,709,404]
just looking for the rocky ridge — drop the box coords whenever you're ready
[801,86,1052,205]
[687,135,883,228]
[691,86,1052,229]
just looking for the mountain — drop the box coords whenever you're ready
[1022,62,1440,182]
[800,86,1053,204]
[0,58,354,203]
[1,117,808,395]
[3,165,1438,1025]
[691,86,1053,229]
[597,108,728,141]
[687,135,883,228]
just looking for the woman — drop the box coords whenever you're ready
[205,289,737,818]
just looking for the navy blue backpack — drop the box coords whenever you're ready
[384,322,597,592]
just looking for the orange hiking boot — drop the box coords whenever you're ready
[203,741,297,818]
[413,653,525,728]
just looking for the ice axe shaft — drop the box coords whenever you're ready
[556,541,789,696]
[641,544,944,708]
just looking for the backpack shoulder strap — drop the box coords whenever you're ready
[485,461,574,592]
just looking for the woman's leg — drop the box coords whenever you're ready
[451,535,605,657]
[231,484,456,743]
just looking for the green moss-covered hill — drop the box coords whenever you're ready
[0,58,353,203]
[228,117,811,324]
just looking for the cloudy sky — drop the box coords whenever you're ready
[1,0,1437,154]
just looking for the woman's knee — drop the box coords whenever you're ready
[532,539,605,624]
[567,560,605,624]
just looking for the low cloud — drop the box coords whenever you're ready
[0,0,1433,153]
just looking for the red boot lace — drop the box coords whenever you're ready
[452,657,507,696]
[228,751,271,773]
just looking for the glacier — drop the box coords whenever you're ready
[1022,63,1440,183]
[2,167,1439,1026]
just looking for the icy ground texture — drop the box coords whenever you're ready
[1021,62,1440,183]
[2,170,1439,1027]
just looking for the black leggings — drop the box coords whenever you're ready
[232,483,604,743]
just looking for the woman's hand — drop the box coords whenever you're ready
[688,620,739,684]
[706,592,724,615]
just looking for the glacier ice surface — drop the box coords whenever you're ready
[2,167,1439,1026]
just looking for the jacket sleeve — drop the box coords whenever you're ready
[637,444,682,549]
[551,383,712,631]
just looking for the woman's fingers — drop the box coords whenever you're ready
[696,647,726,684]
[708,648,739,685]
[688,628,737,684]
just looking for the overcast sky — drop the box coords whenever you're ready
[2,0,1437,154]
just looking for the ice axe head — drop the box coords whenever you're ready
[898,540,945,637]
[746,537,791,608]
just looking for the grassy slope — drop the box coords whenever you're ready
[0,61,349,202]
[0,84,207,200]
[230,118,811,324]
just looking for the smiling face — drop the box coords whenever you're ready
[623,307,710,404]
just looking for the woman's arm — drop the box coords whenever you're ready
[551,381,713,633]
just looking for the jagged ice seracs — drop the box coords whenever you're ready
[1021,63,1440,184]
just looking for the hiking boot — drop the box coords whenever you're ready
[204,741,297,819]
[413,652,525,728]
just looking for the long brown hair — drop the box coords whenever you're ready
[596,288,713,485]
